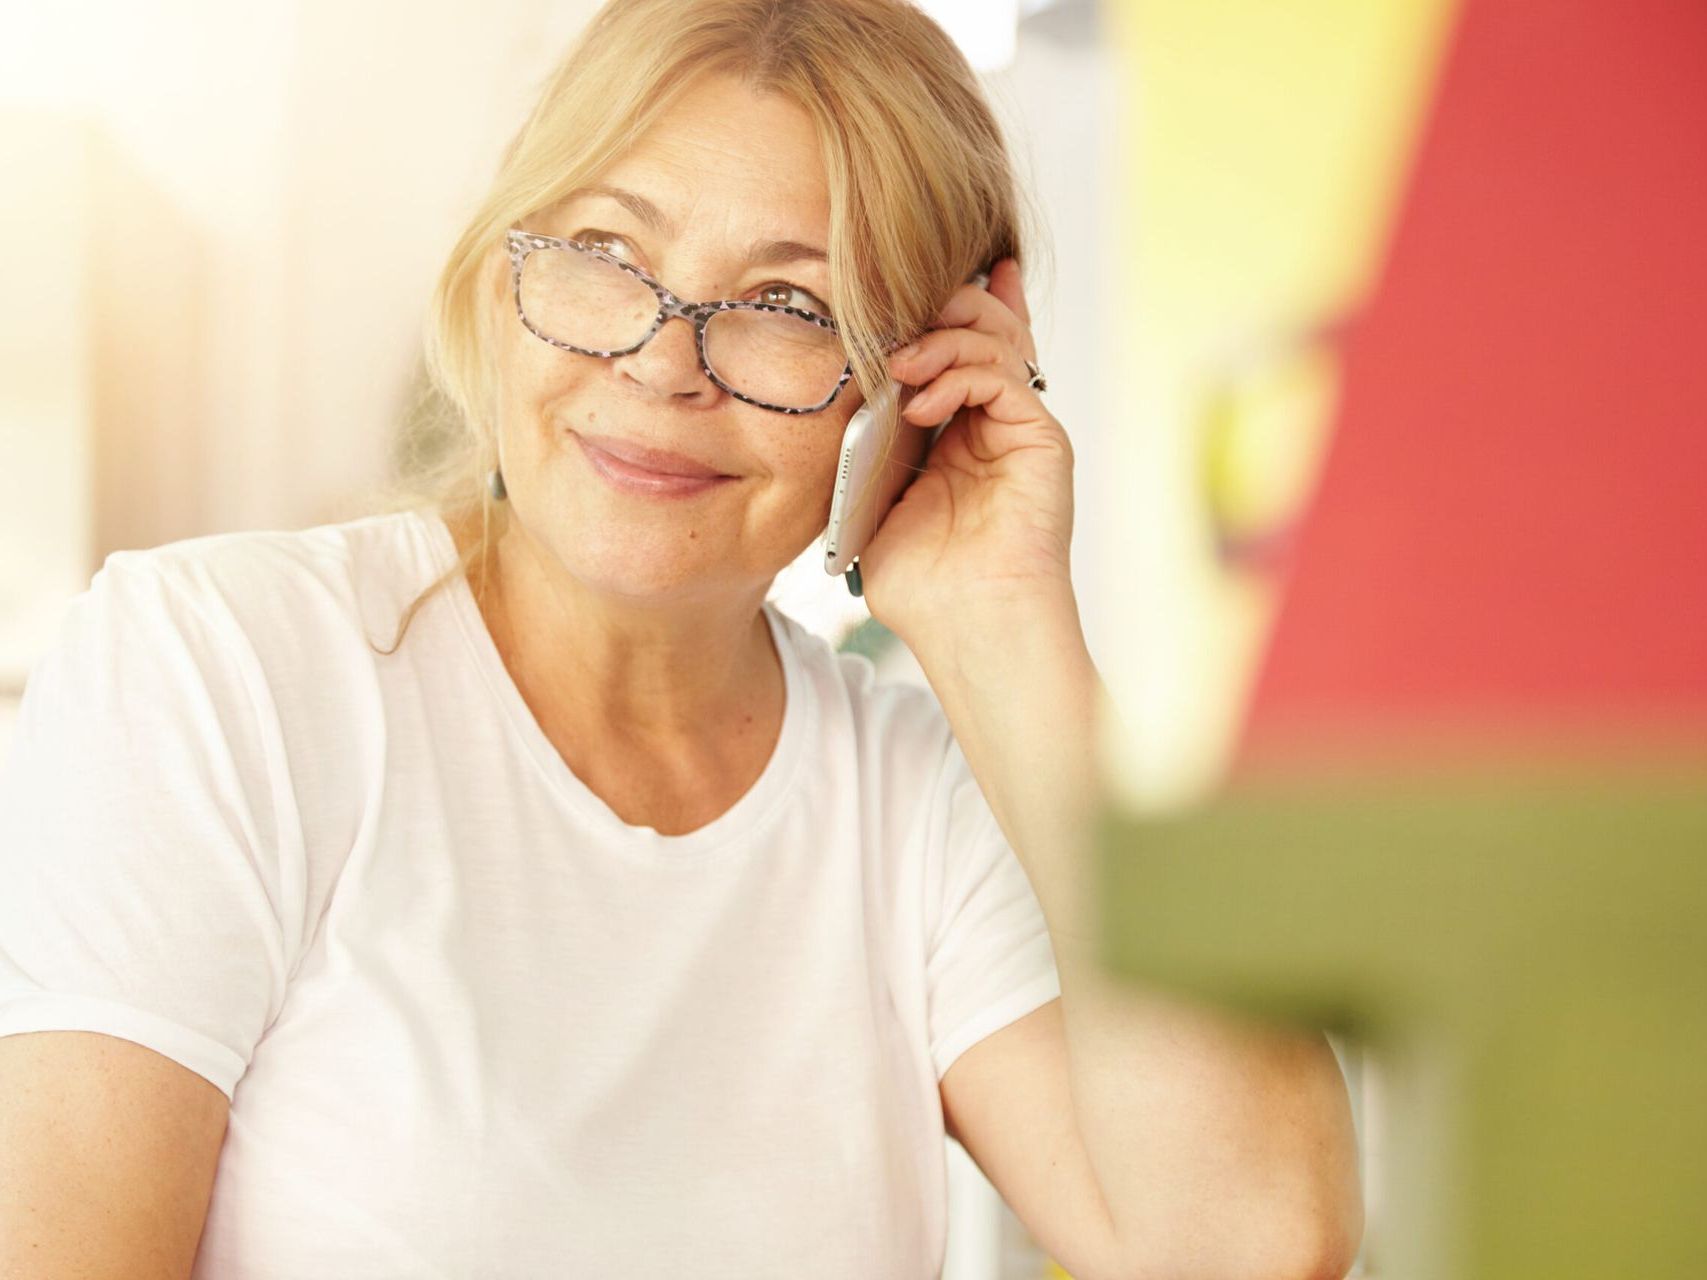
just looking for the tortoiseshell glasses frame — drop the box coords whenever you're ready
[504,228,856,416]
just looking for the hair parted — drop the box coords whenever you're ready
[370,0,1049,654]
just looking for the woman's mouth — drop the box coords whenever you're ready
[572,432,738,499]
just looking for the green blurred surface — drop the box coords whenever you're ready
[834,616,895,662]
[1097,755,1707,1279]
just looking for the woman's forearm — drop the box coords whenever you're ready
[911,592,1363,1279]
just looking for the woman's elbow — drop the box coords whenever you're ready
[1128,1185,1366,1280]
[1282,1184,1366,1280]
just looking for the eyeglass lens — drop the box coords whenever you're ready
[518,244,848,411]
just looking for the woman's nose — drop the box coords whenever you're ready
[613,313,717,401]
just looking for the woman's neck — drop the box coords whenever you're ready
[447,506,783,744]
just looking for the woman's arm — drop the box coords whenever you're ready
[915,587,1364,1280]
[859,257,1361,1276]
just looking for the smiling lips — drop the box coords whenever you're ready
[573,432,737,498]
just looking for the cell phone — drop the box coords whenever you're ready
[822,270,992,596]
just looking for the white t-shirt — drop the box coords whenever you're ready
[0,509,1059,1279]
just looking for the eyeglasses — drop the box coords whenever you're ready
[505,229,856,415]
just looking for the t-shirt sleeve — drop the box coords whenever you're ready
[0,555,304,1101]
[923,734,1061,1080]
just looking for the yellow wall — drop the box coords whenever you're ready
[1096,0,1460,809]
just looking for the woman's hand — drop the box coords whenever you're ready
[857,257,1076,649]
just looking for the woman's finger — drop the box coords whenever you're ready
[887,325,1029,390]
[933,269,1037,365]
[899,361,1056,441]
[985,256,1032,329]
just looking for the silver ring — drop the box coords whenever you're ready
[1024,359,1048,393]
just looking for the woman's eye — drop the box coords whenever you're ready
[571,229,831,317]
[757,282,831,317]
[572,228,634,260]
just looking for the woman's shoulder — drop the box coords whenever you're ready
[766,608,953,761]
[91,509,448,646]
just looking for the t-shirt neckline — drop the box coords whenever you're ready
[412,509,812,857]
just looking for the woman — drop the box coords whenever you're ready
[0,1,1361,1277]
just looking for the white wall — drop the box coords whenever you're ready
[0,0,600,752]
[0,0,605,560]
[0,114,97,695]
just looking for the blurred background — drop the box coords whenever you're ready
[3,0,1704,1276]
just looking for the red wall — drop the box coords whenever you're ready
[1239,0,1707,766]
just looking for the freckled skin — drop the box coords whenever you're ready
[488,73,867,605]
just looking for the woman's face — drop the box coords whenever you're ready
[489,74,866,603]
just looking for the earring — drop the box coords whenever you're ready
[486,467,507,501]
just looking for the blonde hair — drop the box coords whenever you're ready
[373,0,1049,653]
